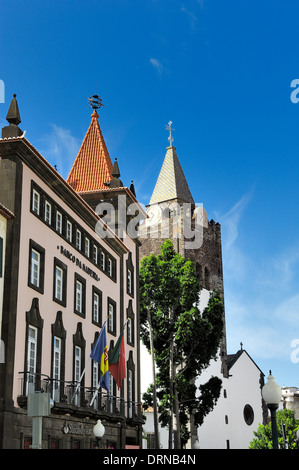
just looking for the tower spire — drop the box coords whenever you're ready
[149,123,194,205]
[66,94,113,192]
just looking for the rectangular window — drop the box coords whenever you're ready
[92,361,99,409]
[85,237,90,257]
[66,220,72,242]
[56,211,63,234]
[53,336,61,402]
[53,258,67,307]
[74,346,81,406]
[93,244,98,265]
[31,249,40,287]
[127,318,132,344]
[101,251,106,271]
[92,287,102,326]
[44,200,52,224]
[28,240,45,294]
[93,292,99,323]
[108,258,113,277]
[107,298,116,335]
[26,325,37,395]
[76,229,81,250]
[127,269,132,294]
[128,369,133,418]
[55,266,63,301]
[75,280,83,313]
[74,273,86,317]
[32,189,40,215]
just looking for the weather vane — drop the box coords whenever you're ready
[166,121,175,146]
[88,94,104,110]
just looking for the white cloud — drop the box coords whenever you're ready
[149,58,164,75]
[38,124,81,179]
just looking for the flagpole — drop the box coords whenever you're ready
[71,321,107,404]
[89,379,102,407]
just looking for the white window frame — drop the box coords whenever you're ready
[74,346,81,406]
[30,248,40,288]
[85,237,90,257]
[55,266,63,302]
[32,189,40,215]
[127,269,132,294]
[53,336,61,402]
[108,258,113,277]
[44,200,52,224]
[101,252,106,271]
[93,245,98,264]
[75,280,83,313]
[93,292,100,323]
[56,211,62,234]
[127,318,132,344]
[108,302,114,332]
[66,220,72,242]
[128,369,133,418]
[76,229,81,250]
[92,361,99,408]
[26,325,37,395]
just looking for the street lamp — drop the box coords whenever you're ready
[262,371,282,449]
[93,419,105,449]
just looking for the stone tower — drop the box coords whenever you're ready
[139,124,228,376]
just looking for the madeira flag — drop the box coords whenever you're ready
[109,326,126,389]
[90,323,109,391]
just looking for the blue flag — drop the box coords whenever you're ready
[90,323,109,391]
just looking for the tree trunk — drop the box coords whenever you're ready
[169,306,181,449]
[147,304,160,449]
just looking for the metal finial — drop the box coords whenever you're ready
[88,94,104,110]
[166,121,175,146]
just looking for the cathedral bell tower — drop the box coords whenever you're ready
[138,122,228,377]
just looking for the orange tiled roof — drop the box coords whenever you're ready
[66,110,113,192]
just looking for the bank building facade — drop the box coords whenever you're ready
[0,94,145,449]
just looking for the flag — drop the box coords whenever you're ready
[109,326,126,389]
[90,323,109,391]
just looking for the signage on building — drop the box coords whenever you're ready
[59,245,100,281]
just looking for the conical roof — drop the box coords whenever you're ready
[149,146,194,205]
[66,110,113,192]
[6,94,21,125]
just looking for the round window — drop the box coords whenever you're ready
[243,404,254,425]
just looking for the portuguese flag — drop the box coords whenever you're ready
[109,325,126,389]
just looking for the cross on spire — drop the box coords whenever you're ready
[166,121,175,147]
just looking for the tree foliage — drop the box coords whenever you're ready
[249,409,299,449]
[140,240,224,445]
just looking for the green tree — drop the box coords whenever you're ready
[140,240,224,448]
[249,409,299,449]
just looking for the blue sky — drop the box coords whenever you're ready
[1,0,299,390]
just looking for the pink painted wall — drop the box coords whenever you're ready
[12,162,139,405]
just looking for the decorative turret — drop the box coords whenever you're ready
[2,94,23,138]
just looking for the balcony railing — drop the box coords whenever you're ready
[17,372,142,420]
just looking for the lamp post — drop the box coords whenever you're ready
[93,419,105,449]
[262,371,282,449]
